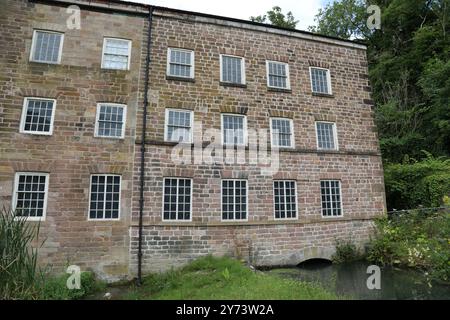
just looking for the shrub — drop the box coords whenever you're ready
[332,238,363,263]
[367,208,450,282]
[384,153,450,210]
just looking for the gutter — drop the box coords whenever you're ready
[137,5,153,286]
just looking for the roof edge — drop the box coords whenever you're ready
[29,0,367,50]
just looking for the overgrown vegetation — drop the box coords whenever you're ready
[367,208,450,282]
[125,255,339,300]
[0,207,104,300]
[0,208,41,299]
[332,238,364,263]
[384,153,450,210]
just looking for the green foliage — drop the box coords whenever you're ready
[250,6,298,29]
[384,154,450,210]
[38,271,104,300]
[367,209,450,282]
[308,0,370,39]
[332,238,363,263]
[0,208,41,299]
[125,255,338,300]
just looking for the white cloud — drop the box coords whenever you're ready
[127,0,326,30]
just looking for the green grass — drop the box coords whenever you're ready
[124,255,339,300]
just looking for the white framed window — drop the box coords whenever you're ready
[270,118,294,148]
[101,38,131,70]
[167,48,194,79]
[316,121,338,150]
[30,30,64,64]
[162,178,192,221]
[266,61,290,89]
[12,172,49,221]
[309,67,332,94]
[88,174,121,220]
[221,114,247,146]
[164,109,193,143]
[20,97,56,135]
[220,54,246,85]
[320,180,343,217]
[95,103,127,139]
[273,180,297,220]
[222,179,248,221]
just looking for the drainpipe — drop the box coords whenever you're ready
[137,6,154,286]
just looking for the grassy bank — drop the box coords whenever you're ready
[124,256,339,300]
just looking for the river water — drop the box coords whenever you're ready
[266,260,450,300]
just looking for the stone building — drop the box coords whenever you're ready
[0,0,386,281]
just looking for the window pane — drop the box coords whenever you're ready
[32,31,62,63]
[268,62,288,88]
[23,99,54,133]
[271,118,292,147]
[223,115,245,145]
[89,175,121,219]
[273,181,297,219]
[222,180,247,220]
[103,39,130,70]
[97,105,125,138]
[163,178,192,220]
[320,180,342,217]
[166,110,192,142]
[311,68,330,94]
[14,174,47,218]
[222,56,243,84]
[316,122,336,150]
[168,49,193,78]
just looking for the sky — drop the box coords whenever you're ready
[127,0,333,31]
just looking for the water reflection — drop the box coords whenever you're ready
[267,260,449,300]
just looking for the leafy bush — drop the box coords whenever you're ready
[384,153,450,210]
[0,208,41,299]
[367,208,450,282]
[332,239,363,263]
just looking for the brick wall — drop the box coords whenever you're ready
[0,0,146,281]
[130,11,386,272]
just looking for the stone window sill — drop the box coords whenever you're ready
[166,75,195,83]
[312,92,334,98]
[219,82,247,88]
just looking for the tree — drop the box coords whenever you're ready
[308,0,370,39]
[250,6,298,29]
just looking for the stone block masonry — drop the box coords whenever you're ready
[0,0,386,281]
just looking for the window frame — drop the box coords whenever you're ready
[266,60,291,90]
[87,174,122,221]
[273,180,298,221]
[19,97,57,136]
[220,113,248,147]
[29,29,64,64]
[166,48,195,79]
[94,103,127,139]
[161,177,193,222]
[320,180,344,218]
[270,117,295,149]
[101,37,132,71]
[315,121,339,151]
[164,108,194,143]
[219,54,246,85]
[221,179,249,222]
[12,172,50,221]
[309,67,332,95]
